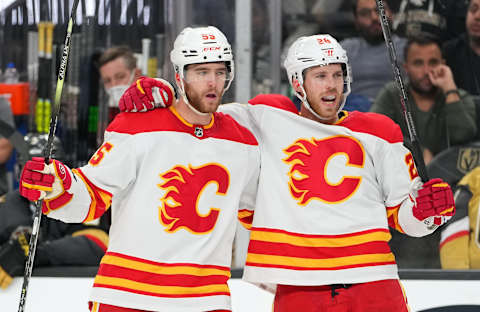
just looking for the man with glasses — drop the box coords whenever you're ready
[341,0,406,108]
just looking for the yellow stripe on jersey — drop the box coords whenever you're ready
[101,254,230,277]
[238,210,253,219]
[239,220,252,230]
[73,169,112,222]
[94,275,229,295]
[250,229,391,248]
[246,252,395,268]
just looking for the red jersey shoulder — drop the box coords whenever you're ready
[213,112,258,146]
[339,111,403,143]
[106,109,176,134]
[248,94,299,114]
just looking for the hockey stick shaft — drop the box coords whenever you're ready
[18,1,80,311]
[375,0,428,182]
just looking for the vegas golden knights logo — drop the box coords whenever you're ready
[158,163,230,234]
[457,148,480,174]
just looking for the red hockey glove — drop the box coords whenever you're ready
[19,157,73,213]
[119,77,175,112]
[20,157,55,201]
[412,178,455,226]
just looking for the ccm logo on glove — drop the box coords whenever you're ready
[19,157,73,213]
[412,178,455,226]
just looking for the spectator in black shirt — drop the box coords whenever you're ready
[443,0,480,96]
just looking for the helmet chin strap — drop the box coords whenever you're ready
[178,77,211,117]
[297,85,347,121]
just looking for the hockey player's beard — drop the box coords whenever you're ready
[184,84,222,114]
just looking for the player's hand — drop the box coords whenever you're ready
[412,178,455,227]
[0,226,31,289]
[19,157,73,213]
[119,77,175,112]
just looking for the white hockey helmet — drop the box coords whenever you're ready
[284,34,351,120]
[170,26,234,111]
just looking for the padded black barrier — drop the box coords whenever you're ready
[398,269,480,280]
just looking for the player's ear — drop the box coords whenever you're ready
[292,78,304,97]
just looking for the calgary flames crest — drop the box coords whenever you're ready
[158,163,230,234]
[283,136,365,205]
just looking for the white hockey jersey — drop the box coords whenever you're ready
[46,106,260,311]
[220,102,433,288]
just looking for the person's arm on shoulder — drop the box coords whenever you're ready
[119,77,175,112]
[217,102,256,130]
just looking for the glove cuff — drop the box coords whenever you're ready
[398,193,437,237]
[43,161,74,214]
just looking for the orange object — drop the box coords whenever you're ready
[0,82,30,115]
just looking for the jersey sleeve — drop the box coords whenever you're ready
[46,131,138,223]
[371,116,437,237]
[237,148,260,230]
[218,103,261,138]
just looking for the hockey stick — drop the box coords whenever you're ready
[17,0,80,310]
[375,0,428,182]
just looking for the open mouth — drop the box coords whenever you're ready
[320,95,338,107]
[322,95,336,102]
[206,93,217,99]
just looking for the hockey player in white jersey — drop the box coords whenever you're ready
[19,26,260,312]
[118,34,455,311]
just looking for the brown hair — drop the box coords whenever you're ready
[98,45,137,70]
[404,36,442,61]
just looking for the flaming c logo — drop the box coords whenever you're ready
[283,136,365,205]
[158,163,230,234]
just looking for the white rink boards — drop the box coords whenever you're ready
[2,277,480,311]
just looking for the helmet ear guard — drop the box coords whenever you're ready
[284,34,351,120]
